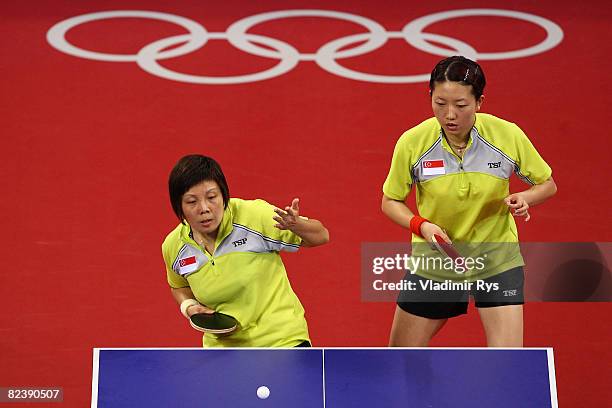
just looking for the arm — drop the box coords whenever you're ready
[381,194,414,229]
[505,177,557,221]
[273,198,330,247]
[381,194,451,243]
[170,286,214,316]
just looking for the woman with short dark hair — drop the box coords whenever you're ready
[164,155,329,347]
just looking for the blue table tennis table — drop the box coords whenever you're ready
[92,347,558,407]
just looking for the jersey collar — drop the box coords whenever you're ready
[439,127,477,155]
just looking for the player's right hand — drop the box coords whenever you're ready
[186,303,215,317]
[420,222,452,245]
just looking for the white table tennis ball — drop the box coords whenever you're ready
[256,386,270,399]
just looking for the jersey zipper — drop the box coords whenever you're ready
[455,150,468,190]
[187,242,216,266]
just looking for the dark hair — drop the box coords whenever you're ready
[429,56,486,100]
[168,155,230,222]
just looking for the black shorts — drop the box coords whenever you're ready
[397,267,524,319]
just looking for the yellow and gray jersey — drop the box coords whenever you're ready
[162,198,309,347]
[412,126,538,185]
[384,113,552,280]
[170,217,300,279]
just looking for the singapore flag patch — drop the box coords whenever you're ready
[178,255,199,274]
[422,159,445,175]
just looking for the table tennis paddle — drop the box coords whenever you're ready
[432,234,464,267]
[189,312,238,335]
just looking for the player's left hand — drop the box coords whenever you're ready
[273,198,301,230]
[504,193,531,222]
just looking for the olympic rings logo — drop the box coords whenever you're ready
[46,9,563,85]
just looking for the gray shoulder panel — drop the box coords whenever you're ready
[214,224,300,257]
[465,133,515,179]
[412,128,520,183]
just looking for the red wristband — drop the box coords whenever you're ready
[409,216,429,238]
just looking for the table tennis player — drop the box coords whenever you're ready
[382,56,557,347]
[162,155,329,347]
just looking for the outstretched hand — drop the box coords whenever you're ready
[273,198,301,230]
